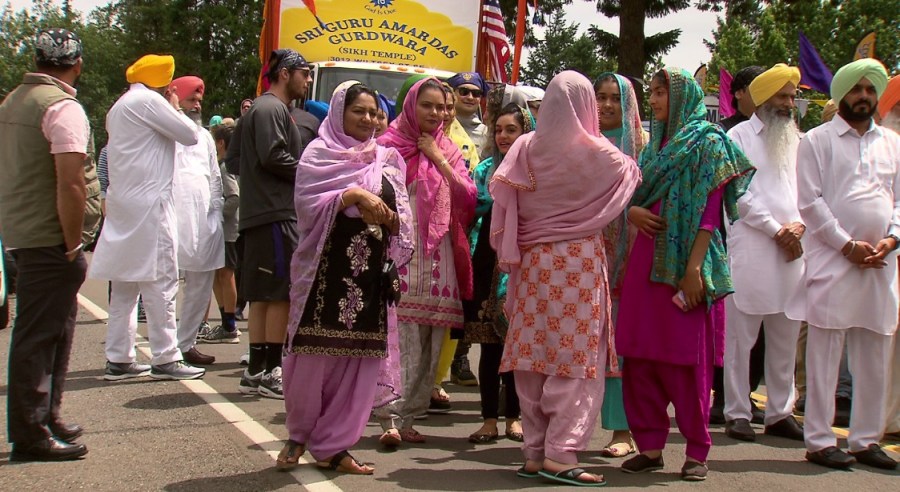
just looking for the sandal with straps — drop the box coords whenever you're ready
[275,440,305,471]
[316,450,374,475]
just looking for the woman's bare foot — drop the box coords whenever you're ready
[505,419,524,441]
[468,419,499,443]
[600,430,635,457]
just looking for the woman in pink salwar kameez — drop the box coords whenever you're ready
[277,83,412,475]
[490,71,641,487]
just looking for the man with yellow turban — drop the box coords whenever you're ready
[90,54,207,381]
[723,64,806,445]
[797,58,899,471]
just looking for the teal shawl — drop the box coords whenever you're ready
[631,68,755,301]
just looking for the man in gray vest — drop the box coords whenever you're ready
[0,28,101,462]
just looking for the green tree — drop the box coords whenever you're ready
[520,11,615,88]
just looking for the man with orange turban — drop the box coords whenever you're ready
[90,55,207,381]
[169,75,227,364]
[880,76,900,133]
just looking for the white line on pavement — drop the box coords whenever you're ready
[77,294,342,492]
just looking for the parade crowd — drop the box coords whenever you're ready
[2,27,900,486]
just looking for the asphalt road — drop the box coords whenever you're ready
[0,253,897,490]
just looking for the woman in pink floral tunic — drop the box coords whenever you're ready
[489,71,641,486]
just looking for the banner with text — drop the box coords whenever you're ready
[278,0,479,72]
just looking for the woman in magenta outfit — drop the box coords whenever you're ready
[616,68,754,481]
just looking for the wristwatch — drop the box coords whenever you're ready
[888,234,900,250]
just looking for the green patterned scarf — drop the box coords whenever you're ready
[631,68,755,301]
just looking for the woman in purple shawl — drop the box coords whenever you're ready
[277,83,413,475]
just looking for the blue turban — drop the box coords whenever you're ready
[304,100,329,122]
[376,93,396,123]
[447,72,488,94]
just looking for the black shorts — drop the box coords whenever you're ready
[240,221,298,302]
[224,241,238,270]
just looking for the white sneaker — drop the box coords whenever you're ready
[239,351,249,366]
[150,361,205,380]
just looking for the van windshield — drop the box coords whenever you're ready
[313,67,442,106]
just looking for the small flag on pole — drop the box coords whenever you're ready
[718,68,734,119]
[854,31,876,60]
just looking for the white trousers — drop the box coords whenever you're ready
[724,297,801,424]
[886,333,900,433]
[106,274,181,366]
[804,325,891,452]
[176,270,215,353]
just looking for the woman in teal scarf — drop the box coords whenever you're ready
[463,102,535,444]
[616,68,754,481]
[594,72,645,458]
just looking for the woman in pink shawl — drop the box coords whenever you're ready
[373,76,477,444]
[277,83,413,475]
[489,71,641,486]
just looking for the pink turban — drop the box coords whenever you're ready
[172,75,204,101]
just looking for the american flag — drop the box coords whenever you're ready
[481,0,511,82]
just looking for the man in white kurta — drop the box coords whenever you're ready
[171,76,225,365]
[878,75,900,441]
[797,59,899,470]
[90,55,205,381]
[724,64,806,443]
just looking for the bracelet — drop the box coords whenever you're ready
[843,240,856,257]
[339,192,346,208]
[66,243,84,255]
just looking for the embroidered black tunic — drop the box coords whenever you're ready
[292,178,397,358]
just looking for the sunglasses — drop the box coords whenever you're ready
[457,87,483,98]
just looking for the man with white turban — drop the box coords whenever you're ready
[797,58,898,470]
[723,64,806,444]
[90,55,206,381]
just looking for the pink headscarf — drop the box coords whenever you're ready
[377,77,477,299]
[489,70,641,274]
[288,83,414,342]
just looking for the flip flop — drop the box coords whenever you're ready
[316,450,374,475]
[275,440,305,471]
[516,466,540,479]
[538,468,607,487]
[600,440,635,458]
[468,432,499,444]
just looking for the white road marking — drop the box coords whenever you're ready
[77,294,343,492]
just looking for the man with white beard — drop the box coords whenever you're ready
[798,59,898,470]
[723,64,806,443]
[171,76,224,366]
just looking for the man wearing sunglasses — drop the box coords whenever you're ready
[448,72,490,160]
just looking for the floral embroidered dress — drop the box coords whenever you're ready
[293,177,398,358]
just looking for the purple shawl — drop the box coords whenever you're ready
[287,83,414,407]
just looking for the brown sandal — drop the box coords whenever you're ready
[316,450,374,475]
[275,440,305,471]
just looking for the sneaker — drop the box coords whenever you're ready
[259,367,284,400]
[196,321,211,340]
[136,303,147,323]
[200,324,240,344]
[234,307,245,321]
[239,369,263,395]
[104,361,151,381]
[150,361,205,380]
[622,453,665,474]
[239,351,249,366]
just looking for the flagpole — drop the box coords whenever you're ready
[510,0,527,84]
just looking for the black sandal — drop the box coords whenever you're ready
[468,432,499,444]
[538,468,607,487]
[316,450,374,475]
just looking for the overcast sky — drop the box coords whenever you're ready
[6,0,718,71]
